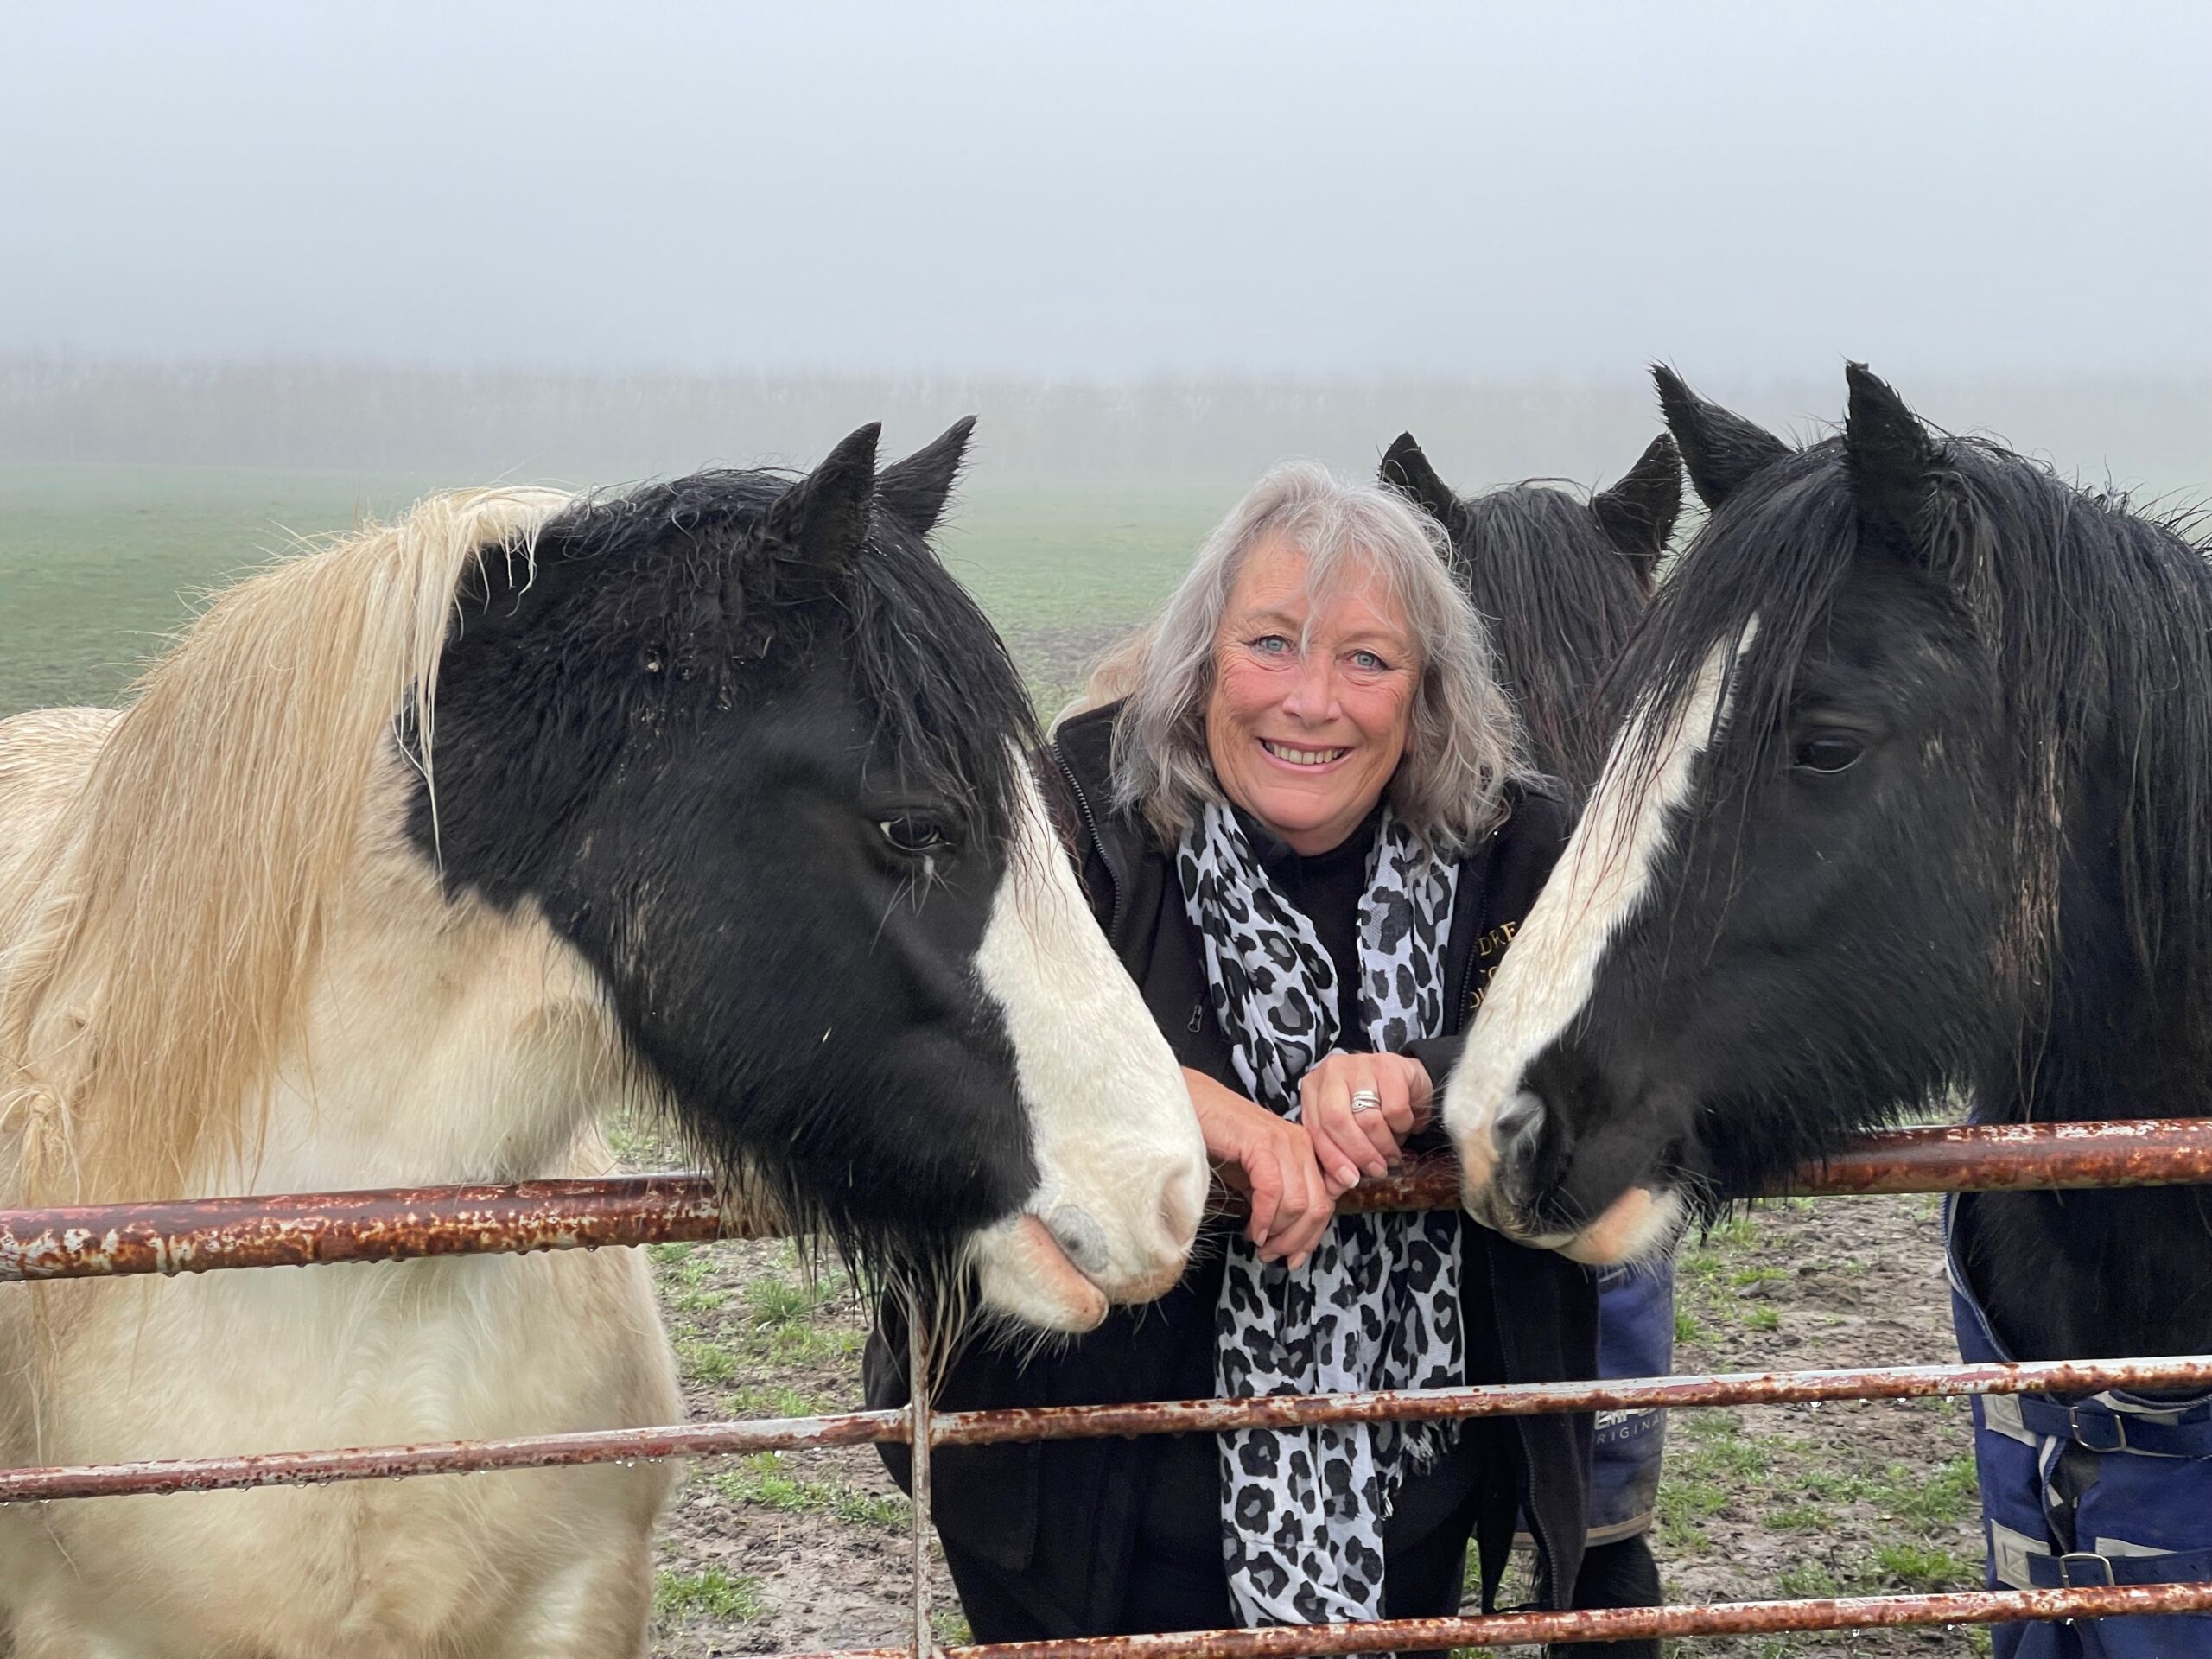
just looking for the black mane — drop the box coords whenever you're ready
[1461,482,1654,791]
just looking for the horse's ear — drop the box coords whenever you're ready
[1844,363,1945,552]
[1591,433,1681,582]
[1379,433,1465,537]
[876,416,976,537]
[1654,365,1789,510]
[762,423,881,582]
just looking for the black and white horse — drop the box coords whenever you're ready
[0,421,1207,1654]
[1382,433,1680,1657]
[1444,365,2212,1650]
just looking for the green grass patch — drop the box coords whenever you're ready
[1765,1503,1828,1531]
[1774,1560,1841,1599]
[676,1337,742,1385]
[655,1566,767,1623]
[1872,1541,1975,1592]
[712,1452,909,1531]
[1872,1457,1980,1533]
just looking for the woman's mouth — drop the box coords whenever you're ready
[1259,738,1351,768]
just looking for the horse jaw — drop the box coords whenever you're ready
[1446,628,1750,1244]
[967,768,1208,1331]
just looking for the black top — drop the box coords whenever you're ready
[866,702,1599,1635]
[1236,802,1381,1048]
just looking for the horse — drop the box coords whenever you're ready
[0,420,1209,1657]
[1443,365,2212,1655]
[1381,433,1679,1658]
[1378,430,1677,791]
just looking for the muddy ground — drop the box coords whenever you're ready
[635,1168,1987,1659]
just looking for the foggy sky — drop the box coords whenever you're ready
[4,2,2208,385]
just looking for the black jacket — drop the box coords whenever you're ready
[868,702,1599,1633]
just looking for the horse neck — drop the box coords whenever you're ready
[1964,813,2212,1359]
[224,785,632,1198]
[1983,807,2212,1129]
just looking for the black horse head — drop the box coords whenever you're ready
[1381,431,1678,792]
[1445,365,2212,1288]
[412,423,1207,1329]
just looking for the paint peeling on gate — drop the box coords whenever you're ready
[765,1580,2212,1659]
[7,1352,2210,1504]
[6,1117,2212,1282]
[5,1116,2212,1649]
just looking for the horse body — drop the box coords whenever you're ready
[0,426,1208,1655]
[1445,365,2212,1649]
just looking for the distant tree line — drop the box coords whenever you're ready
[3,357,2204,498]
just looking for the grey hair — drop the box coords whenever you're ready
[1096,460,1531,856]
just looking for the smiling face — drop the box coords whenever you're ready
[1204,536,1421,854]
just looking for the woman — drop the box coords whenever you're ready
[867,462,1599,1639]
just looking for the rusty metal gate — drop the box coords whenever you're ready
[5,1116,2212,1652]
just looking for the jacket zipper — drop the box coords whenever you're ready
[1051,741,1123,944]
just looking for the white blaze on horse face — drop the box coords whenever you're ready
[969,766,1209,1332]
[1445,626,1755,1259]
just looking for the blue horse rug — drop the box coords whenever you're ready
[1948,1195,2212,1657]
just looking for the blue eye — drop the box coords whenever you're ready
[1351,650,1388,671]
[1252,634,1291,655]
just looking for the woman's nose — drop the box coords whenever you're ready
[1281,654,1339,722]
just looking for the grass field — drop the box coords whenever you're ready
[0,463,1225,719]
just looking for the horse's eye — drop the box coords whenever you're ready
[877,815,953,855]
[1791,733,1866,774]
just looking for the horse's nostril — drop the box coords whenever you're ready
[1042,1204,1112,1278]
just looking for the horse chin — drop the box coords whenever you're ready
[1465,1181,1681,1268]
[1560,1185,1683,1267]
[971,1213,1113,1332]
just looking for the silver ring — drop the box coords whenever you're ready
[1349,1090,1382,1116]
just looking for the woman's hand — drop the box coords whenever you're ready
[1182,1068,1334,1270]
[1298,1051,1433,1195]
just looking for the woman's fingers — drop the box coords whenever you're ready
[1243,1139,1283,1249]
[1402,1055,1436,1132]
[1300,1077,1368,1194]
[1300,1055,1383,1185]
[1257,1128,1333,1268]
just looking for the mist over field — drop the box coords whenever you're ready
[5,360,2206,500]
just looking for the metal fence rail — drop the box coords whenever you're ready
[3,1116,2208,1654]
[6,1116,2212,1282]
[5,1353,2212,1504]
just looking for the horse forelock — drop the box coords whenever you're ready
[0,486,570,1202]
[530,468,1038,855]
[842,511,1039,854]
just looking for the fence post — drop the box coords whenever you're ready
[909,1307,936,1659]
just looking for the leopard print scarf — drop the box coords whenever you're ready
[1177,800,1465,1630]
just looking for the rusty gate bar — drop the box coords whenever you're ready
[910,1313,935,1659]
[8,1352,2211,1504]
[6,1117,2210,1284]
[760,1581,2212,1659]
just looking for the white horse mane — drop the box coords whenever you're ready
[0,486,571,1205]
